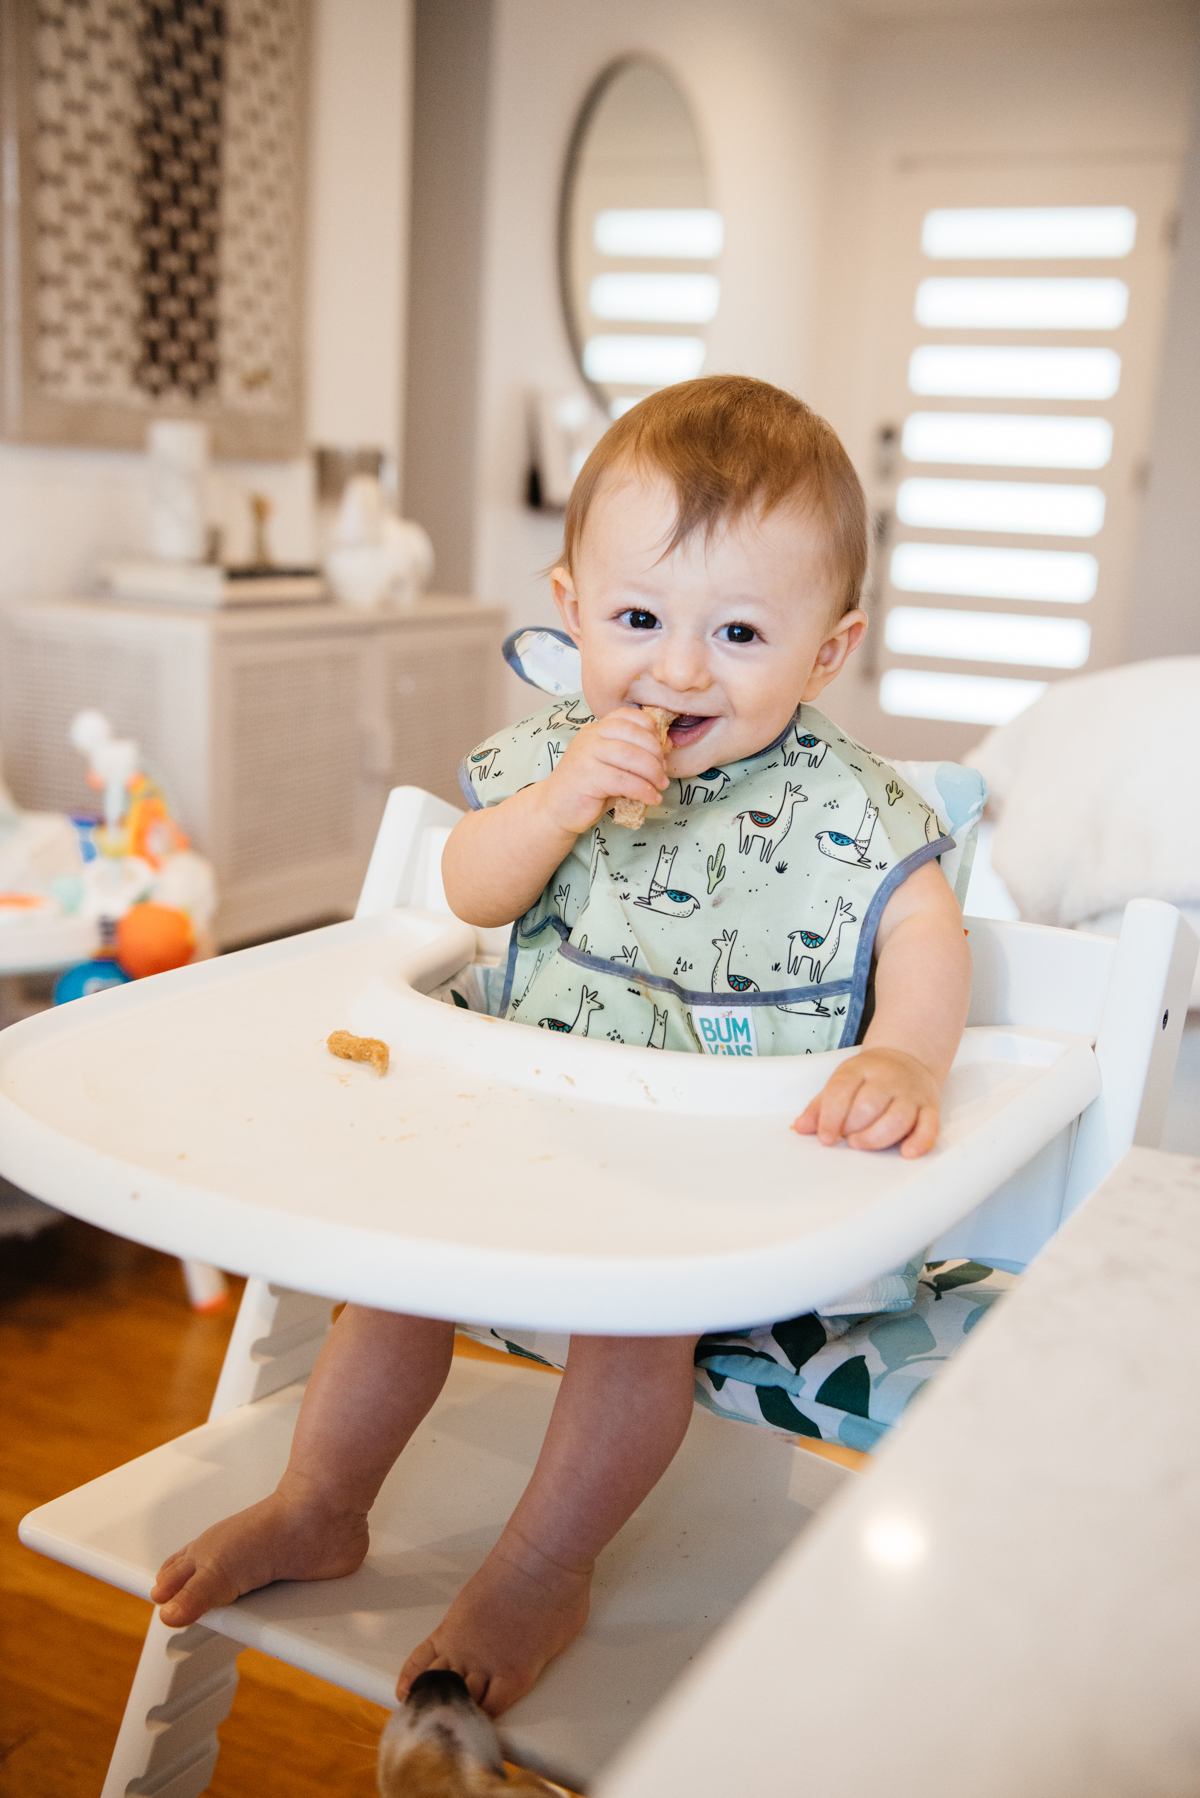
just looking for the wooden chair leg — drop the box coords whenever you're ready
[101,1613,241,1797]
[98,1282,333,1793]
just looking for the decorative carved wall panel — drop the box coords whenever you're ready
[0,0,308,455]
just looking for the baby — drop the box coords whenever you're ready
[152,376,971,1716]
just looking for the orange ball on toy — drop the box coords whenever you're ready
[115,903,195,978]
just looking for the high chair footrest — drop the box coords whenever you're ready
[20,1356,850,1789]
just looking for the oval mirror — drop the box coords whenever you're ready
[560,59,721,420]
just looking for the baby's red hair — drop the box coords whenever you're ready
[561,375,868,614]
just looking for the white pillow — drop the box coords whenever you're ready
[966,657,1200,928]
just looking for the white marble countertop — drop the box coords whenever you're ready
[2,593,504,631]
[597,1145,1200,1798]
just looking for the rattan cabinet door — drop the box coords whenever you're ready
[374,620,503,812]
[210,627,368,944]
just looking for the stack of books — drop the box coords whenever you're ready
[99,562,327,608]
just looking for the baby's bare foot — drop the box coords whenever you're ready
[151,1482,369,1628]
[397,1533,591,1717]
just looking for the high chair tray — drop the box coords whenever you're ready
[0,910,1098,1333]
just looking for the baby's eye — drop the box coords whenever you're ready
[621,608,660,631]
[718,622,758,644]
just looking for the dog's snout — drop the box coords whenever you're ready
[381,1673,561,1794]
[406,1668,475,1712]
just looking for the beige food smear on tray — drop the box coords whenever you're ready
[327,1030,389,1076]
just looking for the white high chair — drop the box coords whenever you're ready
[8,784,1196,1796]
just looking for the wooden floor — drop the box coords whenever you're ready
[1,1217,389,1798]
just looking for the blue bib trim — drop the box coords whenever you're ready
[557,938,850,1012]
[837,834,954,1048]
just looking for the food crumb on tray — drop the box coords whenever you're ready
[327,1030,389,1076]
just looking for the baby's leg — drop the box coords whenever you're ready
[152,1306,454,1627]
[398,1332,698,1716]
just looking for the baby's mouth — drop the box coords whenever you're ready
[667,714,716,744]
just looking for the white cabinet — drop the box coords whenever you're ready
[0,597,506,944]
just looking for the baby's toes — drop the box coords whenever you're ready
[395,1636,439,1701]
[157,1561,236,1628]
[477,1670,524,1718]
[150,1549,196,1604]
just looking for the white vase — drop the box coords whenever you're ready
[325,542,398,609]
[323,475,436,609]
[147,421,209,562]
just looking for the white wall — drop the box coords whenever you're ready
[1128,58,1200,662]
[0,0,412,604]
[306,0,411,470]
[401,0,494,594]
[473,0,845,716]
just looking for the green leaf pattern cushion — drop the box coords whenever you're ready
[456,1259,1019,1456]
[694,1259,1019,1451]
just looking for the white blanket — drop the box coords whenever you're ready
[967,657,1200,929]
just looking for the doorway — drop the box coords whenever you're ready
[838,154,1180,762]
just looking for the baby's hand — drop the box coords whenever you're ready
[791,1048,941,1159]
[540,706,669,837]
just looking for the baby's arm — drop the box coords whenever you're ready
[443,707,670,928]
[792,861,971,1159]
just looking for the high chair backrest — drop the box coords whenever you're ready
[937,900,1194,1265]
[356,787,1196,1271]
[356,786,464,920]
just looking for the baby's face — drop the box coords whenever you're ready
[551,471,865,777]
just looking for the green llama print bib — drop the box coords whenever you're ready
[460,699,953,1058]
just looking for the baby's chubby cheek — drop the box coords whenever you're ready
[579,674,633,725]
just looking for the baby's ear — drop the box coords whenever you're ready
[550,566,582,640]
[803,607,867,698]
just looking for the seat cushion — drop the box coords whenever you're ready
[456,1259,1019,1455]
[695,1259,1020,1452]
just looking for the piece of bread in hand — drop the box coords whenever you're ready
[608,706,677,828]
[327,1030,389,1075]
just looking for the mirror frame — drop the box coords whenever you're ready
[557,55,713,419]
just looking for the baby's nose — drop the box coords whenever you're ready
[650,632,712,696]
